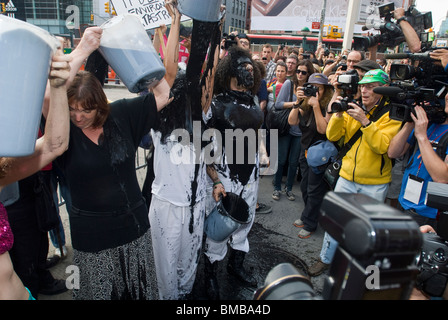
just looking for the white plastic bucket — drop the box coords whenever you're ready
[178,0,223,22]
[0,15,59,156]
[204,192,250,242]
[99,15,166,93]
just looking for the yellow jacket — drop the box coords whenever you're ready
[326,102,402,185]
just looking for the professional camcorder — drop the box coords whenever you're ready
[330,69,360,113]
[255,192,423,300]
[353,3,432,52]
[375,49,448,123]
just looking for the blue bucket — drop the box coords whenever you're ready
[178,0,223,22]
[0,16,59,156]
[204,192,250,242]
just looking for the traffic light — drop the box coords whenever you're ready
[1,3,6,13]
[90,13,94,21]
[104,1,110,13]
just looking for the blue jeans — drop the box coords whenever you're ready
[319,177,389,264]
[274,134,301,192]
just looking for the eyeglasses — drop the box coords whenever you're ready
[359,83,380,90]
[347,59,360,64]
[296,70,308,75]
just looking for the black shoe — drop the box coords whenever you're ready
[227,249,257,287]
[45,255,61,269]
[256,203,272,214]
[39,279,68,295]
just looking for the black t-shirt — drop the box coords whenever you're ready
[298,107,327,150]
[56,94,159,252]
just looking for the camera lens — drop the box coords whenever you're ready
[254,263,318,300]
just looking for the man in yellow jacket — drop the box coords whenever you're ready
[308,69,402,276]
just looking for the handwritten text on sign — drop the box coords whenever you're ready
[111,0,188,30]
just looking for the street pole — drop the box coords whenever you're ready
[342,0,361,52]
[318,0,327,46]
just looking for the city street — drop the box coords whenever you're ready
[38,84,327,301]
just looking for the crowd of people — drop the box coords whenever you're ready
[1,2,448,301]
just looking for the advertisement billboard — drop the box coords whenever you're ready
[250,0,409,33]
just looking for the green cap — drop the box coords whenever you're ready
[358,69,389,85]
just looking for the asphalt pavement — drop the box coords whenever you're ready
[38,84,328,301]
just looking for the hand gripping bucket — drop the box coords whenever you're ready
[178,0,223,22]
[0,16,59,156]
[204,192,250,242]
[99,15,166,93]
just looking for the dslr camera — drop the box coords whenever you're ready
[302,84,318,97]
[255,192,423,300]
[415,183,448,297]
[330,69,360,113]
[221,33,238,50]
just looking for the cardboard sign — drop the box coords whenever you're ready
[111,0,190,30]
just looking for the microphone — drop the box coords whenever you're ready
[373,86,407,100]
[385,52,432,60]
[384,53,409,60]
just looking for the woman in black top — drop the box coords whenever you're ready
[288,73,334,239]
[57,68,171,299]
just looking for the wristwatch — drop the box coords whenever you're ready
[396,16,408,24]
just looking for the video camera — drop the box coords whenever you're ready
[330,69,360,113]
[374,49,448,123]
[353,3,432,52]
[255,192,423,300]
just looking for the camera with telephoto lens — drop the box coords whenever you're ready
[302,84,318,97]
[330,69,360,113]
[254,192,423,300]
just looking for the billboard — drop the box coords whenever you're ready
[250,0,409,33]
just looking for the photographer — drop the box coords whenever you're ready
[388,91,448,229]
[288,74,334,239]
[308,69,403,276]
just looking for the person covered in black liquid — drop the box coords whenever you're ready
[203,46,263,299]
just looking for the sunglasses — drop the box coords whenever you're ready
[296,70,308,75]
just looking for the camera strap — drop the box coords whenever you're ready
[335,98,389,161]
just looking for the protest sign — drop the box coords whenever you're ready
[111,0,190,30]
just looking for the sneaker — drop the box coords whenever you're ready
[272,190,281,200]
[293,219,304,228]
[256,202,272,214]
[308,260,330,277]
[298,229,312,239]
[285,191,295,201]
